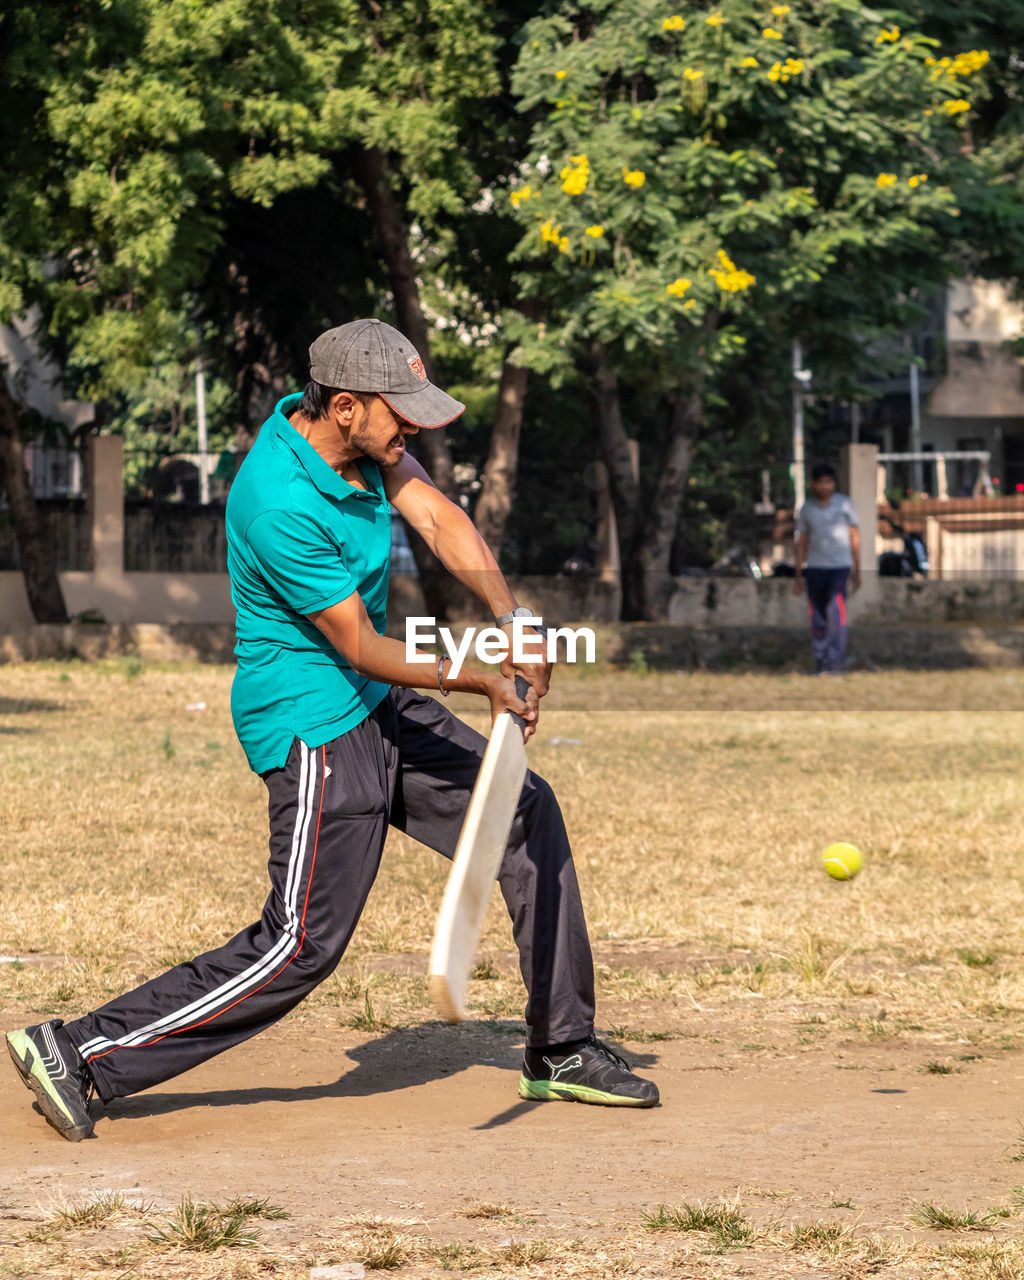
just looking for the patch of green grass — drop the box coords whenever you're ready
[347,989,392,1033]
[24,1221,66,1244]
[428,1241,485,1271]
[627,649,650,676]
[605,1024,677,1043]
[144,1196,262,1251]
[222,1196,289,1220]
[911,1201,994,1231]
[357,1231,407,1270]
[937,1240,1024,1275]
[958,948,995,968]
[471,958,499,980]
[922,1060,960,1075]
[50,1191,138,1228]
[497,1238,551,1266]
[642,1200,752,1249]
[463,1202,531,1224]
[789,1219,852,1248]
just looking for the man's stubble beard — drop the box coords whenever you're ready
[349,425,404,470]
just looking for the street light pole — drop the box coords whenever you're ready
[791,337,806,512]
[195,324,209,506]
[909,361,923,495]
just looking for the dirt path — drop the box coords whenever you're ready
[4,1004,1022,1259]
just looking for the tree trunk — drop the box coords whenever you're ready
[589,340,644,618]
[0,369,69,623]
[355,144,480,623]
[473,355,528,557]
[635,390,702,620]
[355,145,456,499]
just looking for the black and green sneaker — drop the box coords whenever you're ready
[7,1020,96,1142]
[518,1035,659,1108]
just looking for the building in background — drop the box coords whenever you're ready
[926,279,1024,495]
[0,309,95,498]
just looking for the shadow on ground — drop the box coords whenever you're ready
[102,1022,661,1128]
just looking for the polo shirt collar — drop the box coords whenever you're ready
[270,393,383,503]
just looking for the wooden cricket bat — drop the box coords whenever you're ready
[428,675,531,1023]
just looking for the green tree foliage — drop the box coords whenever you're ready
[509,0,991,368]
[0,0,506,400]
[1,0,1021,623]
[505,0,998,615]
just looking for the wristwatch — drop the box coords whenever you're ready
[495,606,544,632]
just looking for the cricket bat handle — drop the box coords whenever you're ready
[510,674,531,736]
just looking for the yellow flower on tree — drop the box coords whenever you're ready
[952,49,990,75]
[662,14,686,30]
[540,218,562,243]
[940,98,971,115]
[710,249,756,292]
[771,3,791,14]
[509,185,535,207]
[666,277,693,296]
[622,167,646,188]
[926,50,988,84]
[706,11,724,26]
[739,56,759,68]
[585,224,605,238]
[683,299,698,310]
[762,27,783,39]
[876,173,898,187]
[767,57,802,83]
[683,67,704,81]
[555,69,567,79]
[876,26,900,43]
[560,154,590,196]
[908,173,929,188]
[558,237,570,254]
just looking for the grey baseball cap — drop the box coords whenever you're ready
[308,318,465,428]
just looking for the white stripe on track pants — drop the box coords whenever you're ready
[64,688,596,1101]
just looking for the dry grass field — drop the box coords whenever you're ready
[3,659,1024,1279]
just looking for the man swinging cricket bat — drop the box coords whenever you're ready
[7,319,658,1143]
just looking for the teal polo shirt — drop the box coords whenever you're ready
[226,393,391,773]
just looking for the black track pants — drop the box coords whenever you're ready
[65,689,596,1101]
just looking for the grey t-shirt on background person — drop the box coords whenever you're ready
[795,494,859,568]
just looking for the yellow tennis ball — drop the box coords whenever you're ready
[823,842,862,880]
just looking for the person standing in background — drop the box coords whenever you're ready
[793,462,861,673]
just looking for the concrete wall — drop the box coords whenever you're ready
[6,429,1024,640]
[667,575,1024,627]
[6,570,1024,640]
[0,569,234,628]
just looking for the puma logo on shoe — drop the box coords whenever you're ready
[543,1053,583,1080]
[40,1022,69,1081]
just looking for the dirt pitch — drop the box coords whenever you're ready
[3,661,1024,1278]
